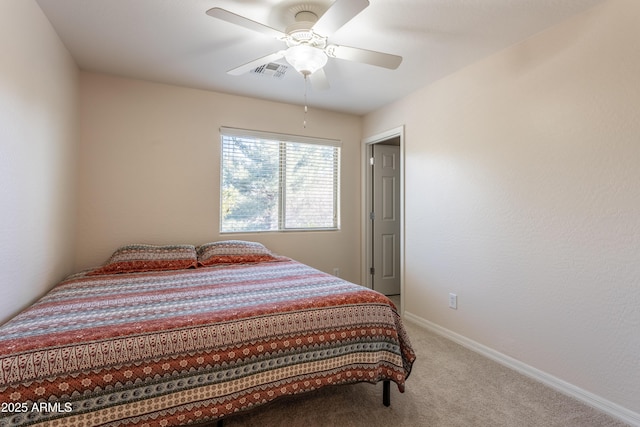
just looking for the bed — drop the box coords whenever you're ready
[0,241,415,427]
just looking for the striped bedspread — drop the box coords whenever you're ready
[0,258,415,426]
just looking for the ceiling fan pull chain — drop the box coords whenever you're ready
[303,72,309,128]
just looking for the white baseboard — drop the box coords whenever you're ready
[404,311,640,427]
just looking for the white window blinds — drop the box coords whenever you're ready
[220,127,340,233]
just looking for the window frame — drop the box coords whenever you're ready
[219,127,341,234]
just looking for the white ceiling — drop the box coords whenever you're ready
[36,0,604,115]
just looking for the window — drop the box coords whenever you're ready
[220,127,340,233]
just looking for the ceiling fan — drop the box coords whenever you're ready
[206,0,402,90]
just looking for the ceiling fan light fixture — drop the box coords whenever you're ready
[284,44,328,76]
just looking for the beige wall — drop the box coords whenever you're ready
[76,72,362,281]
[364,0,640,418]
[0,0,78,324]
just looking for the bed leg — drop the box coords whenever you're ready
[383,380,391,407]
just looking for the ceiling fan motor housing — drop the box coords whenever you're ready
[285,11,326,49]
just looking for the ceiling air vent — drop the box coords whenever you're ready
[251,62,288,79]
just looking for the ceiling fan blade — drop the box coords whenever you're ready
[206,7,285,39]
[312,0,370,36]
[227,51,285,76]
[326,44,402,70]
[309,68,330,91]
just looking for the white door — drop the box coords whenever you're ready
[371,144,401,295]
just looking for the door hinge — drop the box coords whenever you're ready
[370,156,375,166]
[369,211,375,221]
[370,267,375,275]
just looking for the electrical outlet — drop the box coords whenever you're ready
[333,268,340,277]
[449,293,457,309]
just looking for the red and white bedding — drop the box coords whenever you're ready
[0,257,415,426]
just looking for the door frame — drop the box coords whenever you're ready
[361,126,405,314]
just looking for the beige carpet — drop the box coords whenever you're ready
[216,317,629,427]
